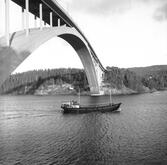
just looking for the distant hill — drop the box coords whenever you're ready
[128,65,167,77]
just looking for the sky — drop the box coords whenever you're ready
[0,0,167,73]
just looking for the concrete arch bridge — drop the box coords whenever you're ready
[0,0,106,95]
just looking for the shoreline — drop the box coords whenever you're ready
[1,88,167,97]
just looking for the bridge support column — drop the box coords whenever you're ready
[34,16,37,28]
[22,8,25,30]
[5,0,10,46]
[50,12,53,27]
[25,0,29,36]
[58,18,60,27]
[39,3,43,30]
[44,22,47,27]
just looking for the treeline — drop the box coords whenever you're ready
[104,67,145,92]
[105,66,167,92]
[1,66,167,95]
[0,68,89,95]
[141,70,167,90]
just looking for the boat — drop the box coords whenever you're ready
[61,101,121,113]
[61,89,122,113]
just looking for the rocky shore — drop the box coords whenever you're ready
[33,83,156,96]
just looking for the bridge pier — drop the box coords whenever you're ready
[25,0,29,36]
[58,18,60,27]
[22,8,25,30]
[39,3,43,30]
[34,16,37,28]
[50,12,53,27]
[44,22,47,27]
[5,0,10,46]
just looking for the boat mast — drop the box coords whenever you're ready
[78,88,80,104]
[110,89,112,104]
[24,86,27,94]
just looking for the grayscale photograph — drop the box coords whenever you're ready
[0,0,167,164]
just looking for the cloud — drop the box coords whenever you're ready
[154,2,167,21]
[66,0,133,15]
[65,0,165,15]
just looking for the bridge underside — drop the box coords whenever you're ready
[0,27,104,95]
[10,0,104,72]
[11,0,69,27]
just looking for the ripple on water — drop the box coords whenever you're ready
[0,94,167,164]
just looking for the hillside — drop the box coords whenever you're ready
[0,68,89,95]
[0,65,167,95]
[128,65,167,77]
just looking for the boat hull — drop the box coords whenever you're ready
[62,103,121,114]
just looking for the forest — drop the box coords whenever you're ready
[0,66,167,95]
[0,68,89,95]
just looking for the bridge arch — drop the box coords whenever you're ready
[0,27,101,94]
[58,33,99,93]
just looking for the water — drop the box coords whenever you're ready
[0,92,167,165]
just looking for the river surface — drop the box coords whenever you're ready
[0,92,167,165]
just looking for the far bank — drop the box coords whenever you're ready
[1,66,167,96]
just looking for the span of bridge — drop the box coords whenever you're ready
[0,0,106,95]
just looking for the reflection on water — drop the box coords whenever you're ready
[0,92,167,165]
